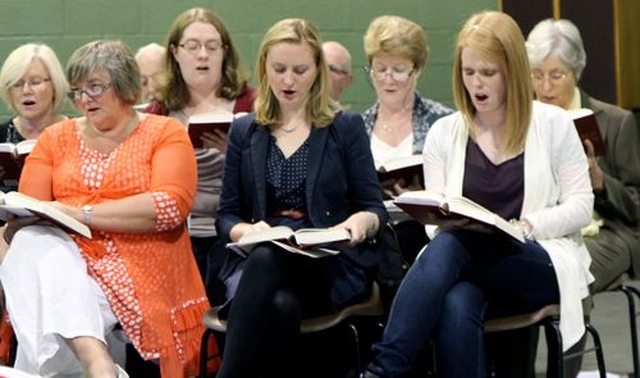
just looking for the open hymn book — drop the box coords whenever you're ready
[377,155,424,187]
[0,191,91,239]
[226,225,351,258]
[393,191,524,243]
[0,139,36,187]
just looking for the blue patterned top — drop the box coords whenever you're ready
[266,134,309,218]
[361,92,453,154]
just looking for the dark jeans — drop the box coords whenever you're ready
[366,229,560,378]
[191,235,228,306]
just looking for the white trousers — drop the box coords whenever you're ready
[0,226,118,378]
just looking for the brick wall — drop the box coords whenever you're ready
[0,0,497,118]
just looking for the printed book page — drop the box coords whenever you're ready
[0,191,91,238]
[393,190,524,242]
[377,155,424,186]
[226,226,349,258]
[378,155,423,172]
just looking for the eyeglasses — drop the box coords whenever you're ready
[178,40,223,54]
[368,65,415,83]
[67,82,111,101]
[328,64,350,76]
[531,70,569,85]
[10,77,51,90]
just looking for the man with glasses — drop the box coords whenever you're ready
[322,41,353,103]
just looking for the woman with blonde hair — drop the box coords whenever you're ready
[0,43,69,189]
[216,18,386,377]
[361,11,593,378]
[362,16,452,263]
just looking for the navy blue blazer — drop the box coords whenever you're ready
[216,111,388,271]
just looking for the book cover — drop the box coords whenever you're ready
[393,190,524,242]
[569,108,605,156]
[0,191,91,239]
[187,111,234,149]
[377,155,424,185]
[0,140,36,186]
[226,225,349,258]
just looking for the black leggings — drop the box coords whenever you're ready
[216,244,338,378]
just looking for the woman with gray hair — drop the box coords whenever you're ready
[527,18,640,294]
[0,40,212,377]
[0,43,69,190]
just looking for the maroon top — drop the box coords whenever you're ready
[463,139,524,220]
[143,86,256,115]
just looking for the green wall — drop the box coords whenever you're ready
[0,0,497,118]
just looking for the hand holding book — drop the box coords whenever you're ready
[568,108,605,156]
[393,190,525,242]
[187,111,234,149]
[376,155,425,199]
[0,140,36,187]
[0,192,91,239]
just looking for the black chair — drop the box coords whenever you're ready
[604,273,640,378]
[484,297,607,378]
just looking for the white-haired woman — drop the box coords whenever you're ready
[0,43,69,190]
[526,18,640,294]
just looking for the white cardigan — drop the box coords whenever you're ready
[422,101,594,350]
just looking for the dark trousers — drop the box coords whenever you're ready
[367,229,560,378]
[216,244,364,378]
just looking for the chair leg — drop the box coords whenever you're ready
[199,328,214,378]
[584,322,607,378]
[543,320,564,378]
[620,285,640,378]
[347,322,362,373]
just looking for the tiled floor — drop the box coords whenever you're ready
[535,280,640,378]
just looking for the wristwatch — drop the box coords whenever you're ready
[82,205,93,226]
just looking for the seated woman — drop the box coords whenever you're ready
[526,18,640,294]
[144,7,256,306]
[361,11,594,378]
[215,18,387,377]
[361,15,453,264]
[0,43,69,192]
[0,40,212,378]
